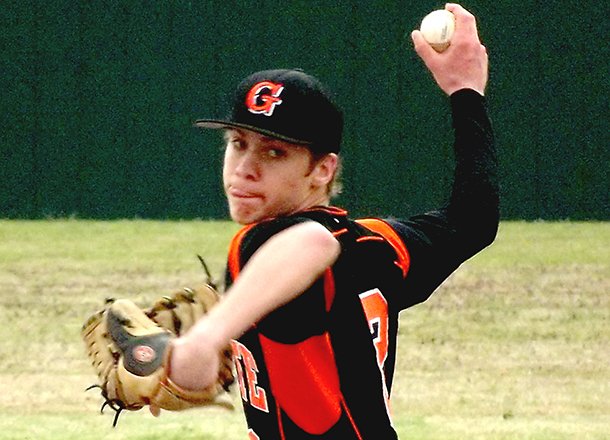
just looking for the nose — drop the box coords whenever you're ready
[234,149,260,180]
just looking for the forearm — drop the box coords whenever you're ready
[446,88,499,248]
[169,221,340,390]
[389,90,498,308]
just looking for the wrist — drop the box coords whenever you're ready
[450,88,485,99]
[446,85,485,97]
[181,315,231,352]
[169,336,220,391]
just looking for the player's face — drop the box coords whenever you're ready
[223,129,334,224]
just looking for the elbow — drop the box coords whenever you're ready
[481,218,499,249]
[456,206,499,258]
[473,207,500,250]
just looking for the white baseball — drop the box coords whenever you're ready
[419,9,456,52]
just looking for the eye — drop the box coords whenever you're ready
[266,147,287,159]
[268,148,283,158]
[228,138,245,150]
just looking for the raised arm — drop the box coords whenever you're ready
[389,4,498,309]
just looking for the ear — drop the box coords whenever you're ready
[310,153,338,188]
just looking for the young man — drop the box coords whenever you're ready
[169,4,498,439]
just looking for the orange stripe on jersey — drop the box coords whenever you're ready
[355,218,411,278]
[332,227,348,237]
[323,268,335,312]
[276,405,286,440]
[340,397,365,440]
[355,235,385,243]
[259,333,342,435]
[227,224,256,279]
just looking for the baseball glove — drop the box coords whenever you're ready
[82,262,234,426]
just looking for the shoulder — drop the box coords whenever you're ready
[227,209,342,277]
[232,215,313,254]
[237,206,349,249]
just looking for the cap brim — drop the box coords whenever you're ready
[194,119,313,146]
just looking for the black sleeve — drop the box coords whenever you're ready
[389,88,499,309]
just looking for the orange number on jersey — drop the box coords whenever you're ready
[359,288,391,414]
[231,340,269,413]
[248,429,261,440]
[359,288,389,368]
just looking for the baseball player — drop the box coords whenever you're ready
[167,4,498,439]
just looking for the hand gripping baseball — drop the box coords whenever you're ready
[412,3,488,96]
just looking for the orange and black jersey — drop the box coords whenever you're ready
[225,90,499,440]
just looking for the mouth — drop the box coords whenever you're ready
[227,187,262,200]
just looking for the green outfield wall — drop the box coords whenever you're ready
[2,1,608,220]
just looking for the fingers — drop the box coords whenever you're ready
[411,30,437,62]
[412,3,480,61]
[412,3,488,95]
[444,3,480,43]
[149,405,161,417]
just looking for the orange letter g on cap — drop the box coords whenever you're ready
[245,81,284,116]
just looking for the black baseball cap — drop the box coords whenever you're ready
[195,69,343,154]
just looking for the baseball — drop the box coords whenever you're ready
[419,9,456,52]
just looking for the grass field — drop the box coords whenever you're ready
[0,220,608,439]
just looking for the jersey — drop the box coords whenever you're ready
[224,89,499,439]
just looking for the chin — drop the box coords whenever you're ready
[230,209,258,225]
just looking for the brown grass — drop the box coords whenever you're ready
[0,220,607,439]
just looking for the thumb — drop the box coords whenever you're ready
[411,30,438,63]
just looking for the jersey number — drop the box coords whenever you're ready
[359,288,391,413]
